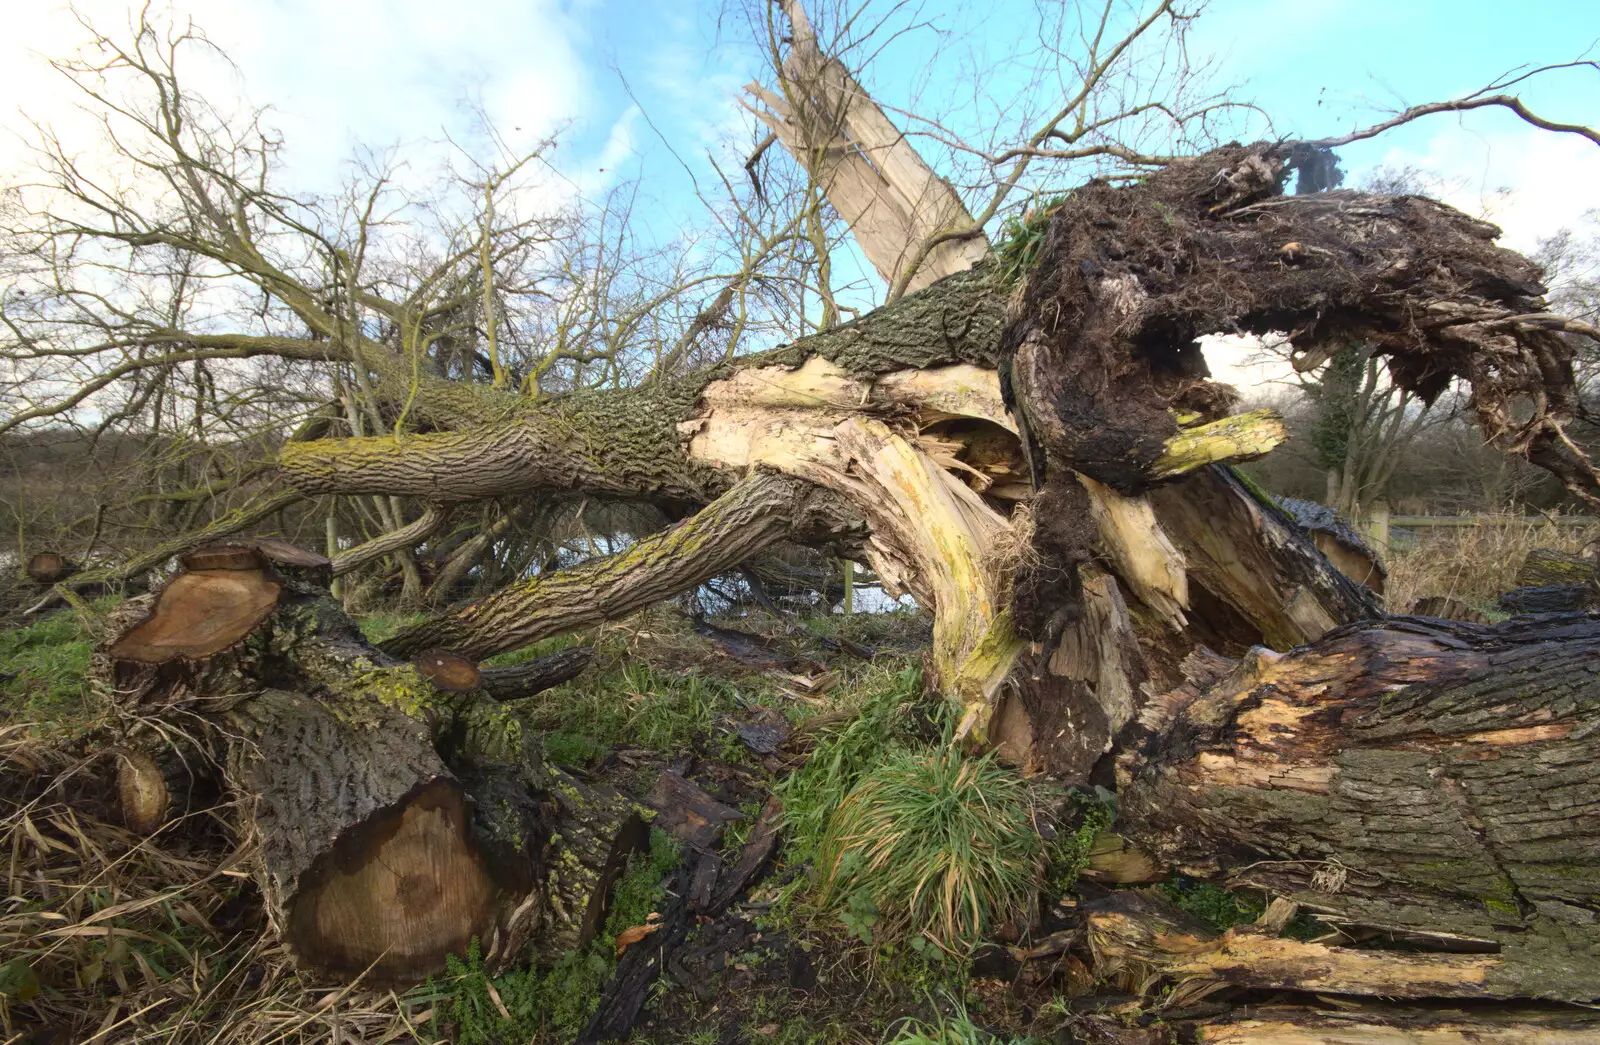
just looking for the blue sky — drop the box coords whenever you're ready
[3,0,1595,265]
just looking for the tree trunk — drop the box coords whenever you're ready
[1115,613,1600,1002]
[98,540,649,981]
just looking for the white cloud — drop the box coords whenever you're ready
[0,0,594,196]
[1357,125,1600,253]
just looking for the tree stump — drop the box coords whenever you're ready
[97,541,649,980]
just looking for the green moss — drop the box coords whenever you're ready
[1484,898,1521,920]
[1047,791,1116,893]
[544,729,604,767]
[1157,879,1267,934]
[347,664,453,721]
[1156,878,1326,941]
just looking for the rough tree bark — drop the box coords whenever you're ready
[1113,613,1600,1001]
[274,144,1587,780]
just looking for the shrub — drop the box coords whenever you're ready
[817,746,1041,951]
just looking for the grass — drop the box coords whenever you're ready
[1385,512,1600,614]
[422,828,682,1045]
[816,745,1043,953]
[775,663,927,868]
[0,600,115,726]
[883,998,1036,1045]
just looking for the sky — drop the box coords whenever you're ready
[1,0,1596,385]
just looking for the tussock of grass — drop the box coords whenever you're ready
[776,663,926,867]
[817,746,1042,952]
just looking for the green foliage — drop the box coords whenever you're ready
[543,728,606,766]
[1156,878,1327,940]
[426,829,681,1044]
[1047,789,1116,893]
[775,664,926,869]
[883,998,1035,1045]
[0,601,113,723]
[1156,878,1267,933]
[817,746,1042,951]
[1302,343,1369,473]
[993,194,1073,283]
[523,660,738,756]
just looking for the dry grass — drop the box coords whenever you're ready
[1384,514,1600,614]
[0,727,437,1045]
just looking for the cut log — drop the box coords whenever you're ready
[1498,583,1596,613]
[25,551,76,584]
[1516,547,1597,587]
[477,646,596,701]
[412,648,481,692]
[107,567,283,665]
[1116,613,1600,1001]
[115,748,171,833]
[97,543,650,980]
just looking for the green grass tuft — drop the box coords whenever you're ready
[775,664,926,869]
[883,998,1035,1045]
[817,746,1042,952]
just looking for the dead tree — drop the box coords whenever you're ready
[36,6,1600,1021]
[88,143,1600,996]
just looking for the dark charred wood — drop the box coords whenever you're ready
[708,796,782,914]
[1498,583,1597,614]
[644,770,744,851]
[690,616,802,670]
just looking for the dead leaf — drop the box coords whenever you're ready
[614,912,663,956]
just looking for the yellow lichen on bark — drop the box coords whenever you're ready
[1148,409,1287,480]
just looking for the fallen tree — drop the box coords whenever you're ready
[40,3,1600,1023]
[1112,613,1600,1003]
[93,141,1600,994]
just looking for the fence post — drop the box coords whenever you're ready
[1367,501,1391,558]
